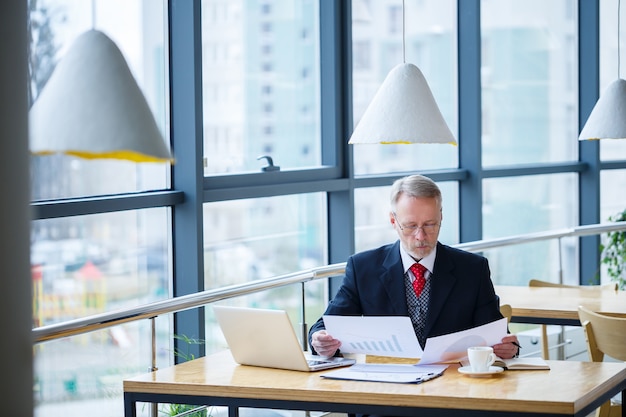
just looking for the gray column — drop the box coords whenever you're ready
[0,0,34,415]
[169,0,206,360]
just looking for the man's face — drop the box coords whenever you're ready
[390,194,442,260]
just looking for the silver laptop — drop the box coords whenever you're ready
[213,305,355,372]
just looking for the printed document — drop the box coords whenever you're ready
[322,315,423,358]
[322,315,508,364]
[321,363,448,383]
[418,317,508,364]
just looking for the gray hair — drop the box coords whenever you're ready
[390,174,442,210]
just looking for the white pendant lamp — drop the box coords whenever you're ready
[29,29,174,163]
[348,63,456,144]
[579,78,626,140]
[579,0,626,141]
[348,0,456,145]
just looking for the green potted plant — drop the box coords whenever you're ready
[600,208,626,290]
[162,404,208,417]
[161,335,210,417]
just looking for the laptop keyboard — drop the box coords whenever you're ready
[307,359,333,366]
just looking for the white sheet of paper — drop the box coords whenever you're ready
[321,363,448,383]
[323,315,423,358]
[418,317,508,364]
[322,315,508,364]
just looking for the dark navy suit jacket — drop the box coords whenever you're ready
[309,241,503,353]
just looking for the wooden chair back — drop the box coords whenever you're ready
[578,305,626,362]
[578,305,626,417]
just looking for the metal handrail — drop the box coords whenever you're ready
[33,266,332,343]
[453,222,626,252]
[32,221,626,344]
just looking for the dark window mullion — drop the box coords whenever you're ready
[169,0,205,361]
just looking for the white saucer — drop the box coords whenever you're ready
[458,366,504,377]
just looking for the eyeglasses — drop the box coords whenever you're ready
[392,212,441,236]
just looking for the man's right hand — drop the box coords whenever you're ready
[310,330,341,357]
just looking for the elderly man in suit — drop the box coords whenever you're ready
[309,174,519,360]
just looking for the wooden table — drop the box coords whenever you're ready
[495,285,626,326]
[123,350,626,417]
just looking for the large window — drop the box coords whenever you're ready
[481,0,578,166]
[29,0,169,199]
[482,174,579,285]
[598,0,626,286]
[201,0,321,174]
[351,0,458,175]
[203,194,327,289]
[32,208,171,416]
[600,0,626,160]
[29,1,169,416]
[202,194,328,356]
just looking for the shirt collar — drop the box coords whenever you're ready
[399,242,437,275]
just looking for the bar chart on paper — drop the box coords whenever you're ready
[322,315,423,358]
[348,334,404,353]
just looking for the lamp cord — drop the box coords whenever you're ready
[619,0,622,78]
[402,0,406,63]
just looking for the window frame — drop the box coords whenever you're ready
[29,0,626,363]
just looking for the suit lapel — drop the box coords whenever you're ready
[380,241,409,315]
[424,243,456,337]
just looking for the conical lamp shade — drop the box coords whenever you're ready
[579,78,626,140]
[349,63,456,145]
[29,30,174,163]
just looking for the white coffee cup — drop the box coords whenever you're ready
[467,346,496,372]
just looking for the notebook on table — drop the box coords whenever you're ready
[212,305,356,372]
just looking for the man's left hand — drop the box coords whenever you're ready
[493,335,520,359]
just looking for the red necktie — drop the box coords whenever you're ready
[410,263,427,297]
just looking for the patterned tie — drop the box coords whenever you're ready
[410,263,427,297]
[406,263,430,348]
